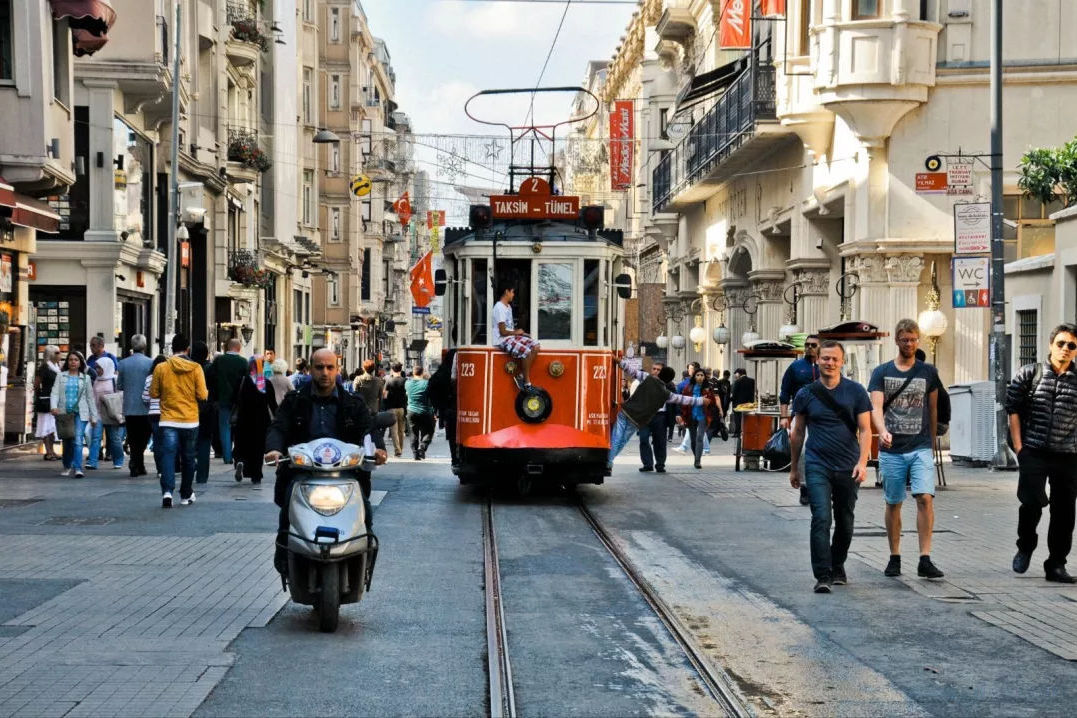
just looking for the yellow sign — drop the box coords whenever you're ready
[431,225,440,252]
[349,174,372,197]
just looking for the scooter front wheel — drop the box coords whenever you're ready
[316,563,341,633]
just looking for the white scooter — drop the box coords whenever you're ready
[276,435,381,632]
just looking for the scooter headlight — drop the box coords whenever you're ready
[301,483,355,516]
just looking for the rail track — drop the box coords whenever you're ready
[481,493,752,718]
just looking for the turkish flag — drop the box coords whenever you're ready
[409,251,435,308]
[393,192,412,228]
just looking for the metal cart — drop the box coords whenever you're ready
[733,348,800,472]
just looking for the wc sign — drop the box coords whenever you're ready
[951,256,990,308]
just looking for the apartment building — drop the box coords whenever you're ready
[585,0,1077,392]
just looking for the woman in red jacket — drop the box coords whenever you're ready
[679,368,723,469]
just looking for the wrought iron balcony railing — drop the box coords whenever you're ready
[652,59,777,213]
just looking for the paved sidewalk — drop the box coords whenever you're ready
[662,441,1077,662]
[0,453,287,718]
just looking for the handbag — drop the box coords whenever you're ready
[55,412,76,440]
[101,390,125,425]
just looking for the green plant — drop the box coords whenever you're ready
[231,18,270,52]
[1018,137,1077,209]
[228,261,273,289]
[227,136,271,172]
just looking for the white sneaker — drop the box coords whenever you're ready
[60,468,73,477]
[162,492,173,508]
[180,493,196,506]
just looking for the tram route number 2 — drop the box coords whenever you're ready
[459,362,476,377]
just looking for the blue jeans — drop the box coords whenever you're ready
[217,404,233,463]
[805,461,859,580]
[88,422,124,468]
[159,426,197,499]
[61,416,87,471]
[638,412,668,470]
[608,412,639,469]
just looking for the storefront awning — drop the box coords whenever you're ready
[0,181,61,234]
[673,56,748,114]
[49,0,117,57]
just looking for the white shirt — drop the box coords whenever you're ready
[492,301,514,347]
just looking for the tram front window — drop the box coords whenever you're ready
[537,262,572,340]
[583,259,599,346]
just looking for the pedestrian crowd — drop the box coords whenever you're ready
[32,334,437,508]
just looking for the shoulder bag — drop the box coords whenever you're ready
[808,381,859,437]
[881,361,924,413]
[101,378,124,425]
[54,375,86,440]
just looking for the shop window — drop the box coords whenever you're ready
[537,263,572,341]
[1017,309,1038,366]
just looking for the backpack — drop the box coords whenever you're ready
[936,384,950,435]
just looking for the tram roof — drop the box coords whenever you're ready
[444,220,624,250]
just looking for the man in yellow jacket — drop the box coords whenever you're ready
[150,334,208,508]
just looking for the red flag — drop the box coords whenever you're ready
[719,0,751,49]
[761,0,785,17]
[393,192,412,228]
[609,100,634,191]
[409,251,435,308]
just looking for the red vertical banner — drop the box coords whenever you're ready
[761,0,786,17]
[719,0,752,49]
[609,100,634,191]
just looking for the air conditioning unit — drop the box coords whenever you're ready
[949,381,996,464]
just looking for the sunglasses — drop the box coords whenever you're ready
[804,342,819,348]
[1055,340,1077,351]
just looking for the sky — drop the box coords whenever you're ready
[361,0,637,212]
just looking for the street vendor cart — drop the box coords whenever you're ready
[733,346,800,471]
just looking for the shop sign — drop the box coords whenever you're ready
[26,261,36,281]
[952,256,990,308]
[947,160,973,189]
[411,306,431,315]
[718,0,751,49]
[953,202,991,254]
[915,172,948,193]
[609,100,634,191]
[180,241,190,267]
[0,254,12,293]
[426,210,445,228]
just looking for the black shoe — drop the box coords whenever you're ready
[831,566,848,585]
[639,466,653,473]
[251,478,261,485]
[884,555,901,577]
[813,578,832,594]
[693,461,702,469]
[234,461,244,482]
[918,556,944,579]
[655,467,666,473]
[603,466,612,477]
[1045,566,1077,584]
[1013,551,1032,574]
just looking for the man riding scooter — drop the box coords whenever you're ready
[264,348,387,579]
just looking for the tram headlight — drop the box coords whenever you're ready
[515,386,553,424]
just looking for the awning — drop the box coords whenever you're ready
[49,0,117,57]
[673,56,748,115]
[0,180,61,234]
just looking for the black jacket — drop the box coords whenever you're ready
[730,376,756,406]
[1005,361,1077,454]
[266,383,373,454]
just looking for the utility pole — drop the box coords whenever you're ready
[989,0,1015,469]
[164,0,182,351]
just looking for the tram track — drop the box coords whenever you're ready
[481,492,752,718]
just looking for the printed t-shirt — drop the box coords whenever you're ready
[867,360,941,453]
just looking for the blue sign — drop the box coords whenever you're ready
[412,306,431,315]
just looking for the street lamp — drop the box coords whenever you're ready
[655,335,669,349]
[313,128,340,144]
[241,325,254,344]
[670,335,686,350]
[918,261,948,363]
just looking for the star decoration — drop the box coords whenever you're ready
[484,140,503,163]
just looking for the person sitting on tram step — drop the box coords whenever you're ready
[492,282,540,389]
[607,358,712,476]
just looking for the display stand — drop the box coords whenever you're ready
[733,348,800,472]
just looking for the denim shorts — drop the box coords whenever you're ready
[879,448,935,504]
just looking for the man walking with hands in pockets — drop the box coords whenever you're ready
[789,340,873,594]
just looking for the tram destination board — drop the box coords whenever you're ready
[489,176,579,220]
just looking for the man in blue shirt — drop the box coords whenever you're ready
[789,340,872,594]
[780,335,820,506]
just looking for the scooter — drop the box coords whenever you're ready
[275,435,381,633]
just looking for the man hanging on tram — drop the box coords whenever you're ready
[492,282,540,390]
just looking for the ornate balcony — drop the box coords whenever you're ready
[228,249,273,289]
[652,60,791,213]
[226,127,270,183]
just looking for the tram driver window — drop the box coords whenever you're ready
[537,263,572,341]
[583,259,599,346]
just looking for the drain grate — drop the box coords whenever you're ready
[0,499,43,508]
[41,516,115,526]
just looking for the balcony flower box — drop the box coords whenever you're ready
[227,135,271,173]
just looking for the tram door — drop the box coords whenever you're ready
[495,259,532,334]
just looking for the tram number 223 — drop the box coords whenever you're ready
[592,365,607,380]
[459,362,476,377]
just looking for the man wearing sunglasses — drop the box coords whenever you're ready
[1006,323,1077,583]
[781,334,820,505]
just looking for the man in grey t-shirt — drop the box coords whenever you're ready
[868,318,943,580]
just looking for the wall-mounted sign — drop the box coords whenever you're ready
[953,202,991,254]
[915,172,948,193]
[952,256,990,308]
[26,261,36,281]
[426,210,445,228]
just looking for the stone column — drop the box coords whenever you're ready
[851,254,923,333]
[82,260,119,351]
[792,265,832,334]
[83,80,119,243]
[749,270,786,340]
